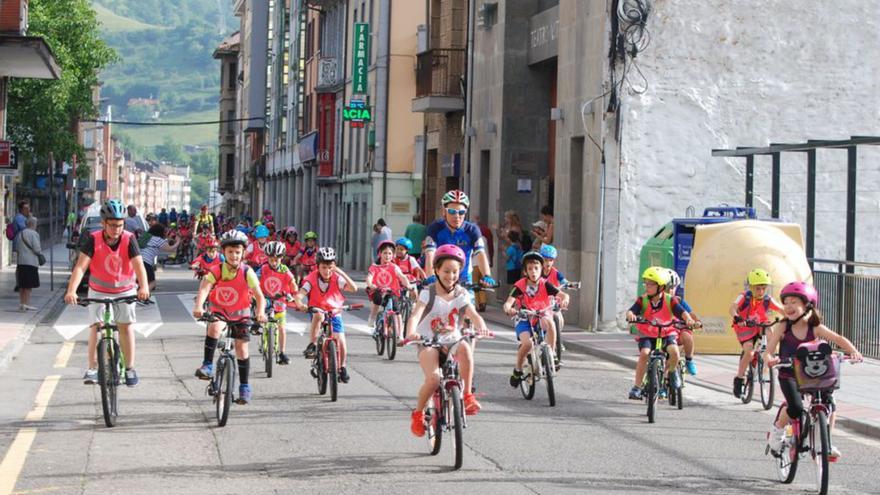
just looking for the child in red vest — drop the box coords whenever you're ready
[366,241,414,333]
[393,238,425,283]
[190,238,224,277]
[728,268,782,397]
[625,266,695,400]
[503,251,570,387]
[257,241,299,364]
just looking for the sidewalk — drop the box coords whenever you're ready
[473,301,880,440]
[0,242,70,369]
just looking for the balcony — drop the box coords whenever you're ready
[412,48,465,113]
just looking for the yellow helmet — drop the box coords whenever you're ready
[642,266,671,287]
[747,268,772,286]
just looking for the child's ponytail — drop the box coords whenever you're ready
[807,306,823,327]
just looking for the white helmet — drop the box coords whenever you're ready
[264,241,286,257]
[317,246,336,263]
[666,268,681,293]
[220,229,248,248]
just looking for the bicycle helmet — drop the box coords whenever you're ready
[100,199,126,220]
[779,281,819,308]
[235,224,249,234]
[642,266,670,287]
[539,244,558,260]
[441,189,470,207]
[376,240,395,254]
[220,229,248,248]
[254,225,270,239]
[264,241,286,257]
[317,246,336,263]
[395,237,413,251]
[666,268,681,292]
[304,231,318,241]
[433,244,465,267]
[747,268,773,286]
[285,226,298,237]
[522,250,545,266]
[204,237,219,248]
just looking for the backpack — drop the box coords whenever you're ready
[5,221,15,241]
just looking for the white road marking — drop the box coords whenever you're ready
[54,299,164,339]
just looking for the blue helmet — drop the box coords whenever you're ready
[395,237,413,251]
[254,225,270,239]
[100,199,126,220]
[235,224,249,234]
[539,244,558,260]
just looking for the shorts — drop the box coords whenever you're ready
[515,319,537,338]
[271,310,287,327]
[738,334,760,347]
[144,263,156,284]
[88,288,137,325]
[228,322,252,342]
[637,336,677,350]
[328,315,344,334]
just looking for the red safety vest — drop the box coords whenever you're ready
[208,264,252,320]
[305,270,346,312]
[195,253,222,272]
[260,265,294,312]
[394,255,419,282]
[369,263,402,296]
[513,277,554,312]
[89,230,137,294]
[634,294,677,339]
[733,291,774,341]
[248,241,268,266]
[285,240,302,258]
[299,248,317,273]
[544,267,562,288]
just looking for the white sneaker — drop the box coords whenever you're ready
[829,445,842,461]
[83,368,98,385]
[767,424,786,453]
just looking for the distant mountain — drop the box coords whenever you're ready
[92,0,238,147]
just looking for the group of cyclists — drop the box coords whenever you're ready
[62,189,865,471]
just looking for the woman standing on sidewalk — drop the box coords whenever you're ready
[140,224,180,291]
[15,217,42,311]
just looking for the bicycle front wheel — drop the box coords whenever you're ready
[327,340,339,402]
[428,391,443,455]
[519,354,536,400]
[264,325,275,378]
[553,313,564,363]
[375,321,386,355]
[315,353,327,395]
[742,361,755,404]
[540,345,556,407]
[450,385,464,470]
[760,359,776,410]
[97,338,119,427]
[386,316,399,360]
[646,361,659,424]
[813,410,831,495]
[216,357,234,427]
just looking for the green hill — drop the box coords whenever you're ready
[92,3,164,32]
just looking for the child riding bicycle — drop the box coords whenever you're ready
[192,229,268,404]
[503,251,570,387]
[404,244,489,436]
[366,240,415,333]
[257,241,299,365]
[393,237,425,283]
[729,268,782,398]
[625,266,695,400]
[665,268,700,376]
[295,247,358,383]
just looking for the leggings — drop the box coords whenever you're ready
[779,376,835,420]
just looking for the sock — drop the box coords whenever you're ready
[238,357,250,385]
[203,336,218,364]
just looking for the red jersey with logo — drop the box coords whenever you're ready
[304,270,346,312]
[207,264,253,320]
[512,277,555,312]
[259,264,296,312]
[299,248,317,273]
[369,263,403,296]
[733,291,781,342]
[393,255,421,282]
[191,253,222,274]
[633,294,678,339]
[247,241,269,266]
[89,230,137,294]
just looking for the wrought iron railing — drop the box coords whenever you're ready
[811,258,880,359]
[415,48,465,98]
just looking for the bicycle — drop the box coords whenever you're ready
[77,296,148,427]
[308,305,362,402]
[768,354,856,495]
[740,318,780,409]
[198,312,252,427]
[632,318,690,423]
[372,288,403,360]
[551,281,580,363]
[401,330,490,470]
[513,308,558,407]
[259,294,291,378]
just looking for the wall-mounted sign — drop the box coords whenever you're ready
[0,141,18,170]
[352,23,370,94]
[527,6,559,65]
[343,99,372,128]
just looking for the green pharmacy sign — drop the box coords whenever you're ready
[352,23,370,94]
[343,100,372,128]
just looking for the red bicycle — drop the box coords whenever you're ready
[308,305,362,402]
[372,288,404,360]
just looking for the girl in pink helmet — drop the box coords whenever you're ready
[763,281,863,461]
[403,244,490,437]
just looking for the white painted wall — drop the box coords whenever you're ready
[615,0,880,311]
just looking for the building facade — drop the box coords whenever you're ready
[213,31,243,216]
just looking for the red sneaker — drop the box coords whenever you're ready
[411,410,425,437]
[464,393,482,416]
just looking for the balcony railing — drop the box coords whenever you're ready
[811,258,880,359]
[415,48,465,98]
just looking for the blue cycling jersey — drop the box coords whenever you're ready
[424,219,485,284]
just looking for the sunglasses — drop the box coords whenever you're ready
[446,208,468,216]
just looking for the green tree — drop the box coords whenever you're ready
[154,136,186,164]
[6,0,117,174]
[189,174,210,210]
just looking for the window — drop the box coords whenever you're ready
[226,110,235,137]
[305,19,314,59]
[225,153,235,186]
[228,62,237,89]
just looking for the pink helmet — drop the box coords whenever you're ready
[433,244,465,267]
[780,281,819,308]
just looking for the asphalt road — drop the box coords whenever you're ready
[2,266,879,494]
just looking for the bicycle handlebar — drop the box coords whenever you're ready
[197,312,252,324]
[739,317,780,329]
[630,317,697,330]
[77,296,150,307]
[399,330,494,348]
[307,304,363,315]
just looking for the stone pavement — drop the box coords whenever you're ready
[0,242,69,369]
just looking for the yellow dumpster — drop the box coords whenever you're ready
[684,220,812,354]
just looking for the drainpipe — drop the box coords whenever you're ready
[376,0,392,211]
[462,0,475,195]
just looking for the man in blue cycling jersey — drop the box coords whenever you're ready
[423,190,496,288]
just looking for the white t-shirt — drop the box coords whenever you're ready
[416,285,472,342]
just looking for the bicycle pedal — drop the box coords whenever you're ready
[206,385,215,397]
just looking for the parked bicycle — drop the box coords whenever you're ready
[401,330,490,470]
[513,308,558,407]
[632,318,691,423]
[309,305,362,402]
[198,312,252,427]
[77,296,149,427]
[741,318,780,409]
[551,281,580,363]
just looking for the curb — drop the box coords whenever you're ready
[0,288,66,371]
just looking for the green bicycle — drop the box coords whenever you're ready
[77,296,148,427]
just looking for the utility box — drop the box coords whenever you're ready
[636,222,674,296]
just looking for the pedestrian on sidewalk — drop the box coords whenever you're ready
[15,216,42,311]
[403,214,426,258]
[139,224,181,291]
[504,230,524,284]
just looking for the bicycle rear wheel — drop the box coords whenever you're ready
[812,410,830,495]
[760,360,776,410]
[386,316,398,360]
[519,354,536,400]
[327,340,339,402]
[742,361,755,404]
[553,313,564,363]
[428,391,443,455]
[676,366,684,410]
[264,325,275,378]
[540,345,556,407]
[450,385,464,470]
[97,338,119,427]
[216,357,234,427]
